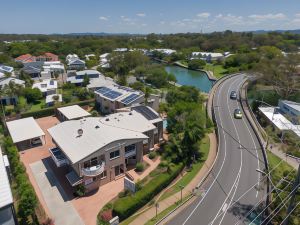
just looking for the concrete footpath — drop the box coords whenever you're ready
[129,133,217,225]
[30,160,84,225]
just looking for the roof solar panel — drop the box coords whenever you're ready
[121,93,140,105]
[133,106,159,120]
[103,90,122,100]
[96,87,111,94]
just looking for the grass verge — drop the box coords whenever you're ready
[159,135,210,201]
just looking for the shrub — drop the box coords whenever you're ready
[113,163,183,220]
[135,162,144,172]
[148,151,156,160]
[75,184,86,197]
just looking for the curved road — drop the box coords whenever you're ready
[168,74,266,225]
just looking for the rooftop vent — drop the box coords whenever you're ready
[129,112,133,115]
[105,118,109,121]
[77,128,83,136]
[95,125,100,129]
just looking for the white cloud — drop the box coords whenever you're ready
[99,16,108,21]
[160,21,166,25]
[120,16,132,22]
[295,13,300,18]
[215,14,244,25]
[136,13,146,17]
[197,12,211,18]
[248,13,286,20]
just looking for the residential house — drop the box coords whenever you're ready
[56,105,91,121]
[48,111,159,192]
[46,94,62,107]
[66,54,85,70]
[0,77,25,105]
[0,149,16,225]
[22,61,51,80]
[151,48,176,55]
[32,79,58,96]
[94,85,144,114]
[99,53,110,68]
[67,70,101,86]
[43,61,65,76]
[191,52,224,62]
[15,53,58,64]
[0,65,14,74]
[114,48,128,52]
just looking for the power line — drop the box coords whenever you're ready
[280,201,300,225]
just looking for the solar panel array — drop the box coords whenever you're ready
[121,93,140,105]
[133,106,159,120]
[96,87,122,100]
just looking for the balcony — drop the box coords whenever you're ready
[82,161,105,177]
[49,147,69,167]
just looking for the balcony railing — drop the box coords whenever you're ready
[49,147,69,167]
[82,161,105,177]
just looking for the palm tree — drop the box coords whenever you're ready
[181,123,204,165]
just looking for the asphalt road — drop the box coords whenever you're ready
[167,74,265,225]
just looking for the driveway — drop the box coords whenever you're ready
[30,159,84,225]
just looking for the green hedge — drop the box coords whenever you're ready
[112,163,183,220]
[20,99,95,118]
[3,138,38,219]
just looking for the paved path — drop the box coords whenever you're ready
[129,132,217,225]
[30,160,84,225]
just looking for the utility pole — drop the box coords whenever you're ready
[283,163,300,225]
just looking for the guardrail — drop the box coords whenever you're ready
[239,78,270,219]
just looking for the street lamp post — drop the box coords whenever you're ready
[179,185,184,202]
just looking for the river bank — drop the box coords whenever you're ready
[173,61,217,81]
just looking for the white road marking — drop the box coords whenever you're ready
[182,77,229,225]
[222,203,228,212]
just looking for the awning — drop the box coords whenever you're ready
[66,170,82,187]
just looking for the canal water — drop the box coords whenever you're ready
[165,65,213,93]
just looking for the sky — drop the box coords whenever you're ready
[0,0,300,34]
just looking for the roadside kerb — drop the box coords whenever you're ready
[239,77,270,218]
[155,73,240,225]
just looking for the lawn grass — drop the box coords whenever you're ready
[204,64,228,78]
[145,195,191,225]
[29,99,46,111]
[159,135,210,201]
[267,150,295,183]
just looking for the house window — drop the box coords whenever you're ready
[110,150,120,160]
[90,157,98,166]
[125,144,136,154]
[100,171,107,179]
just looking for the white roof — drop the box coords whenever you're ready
[259,107,296,131]
[114,48,128,52]
[76,70,100,76]
[46,94,62,104]
[192,52,223,58]
[280,100,300,112]
[57,105,91,120]
[6,117,45,143]
[0,149,13,208]
[32,79,57,93]
[86,76,115,89]
[0,65,14,73]
[48,117,148,163]
[0,77,25,87]
[100,111,156,133]
[99,53,110,59]
[152,49,176,55]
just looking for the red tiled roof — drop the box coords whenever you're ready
[15,54,34,62]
